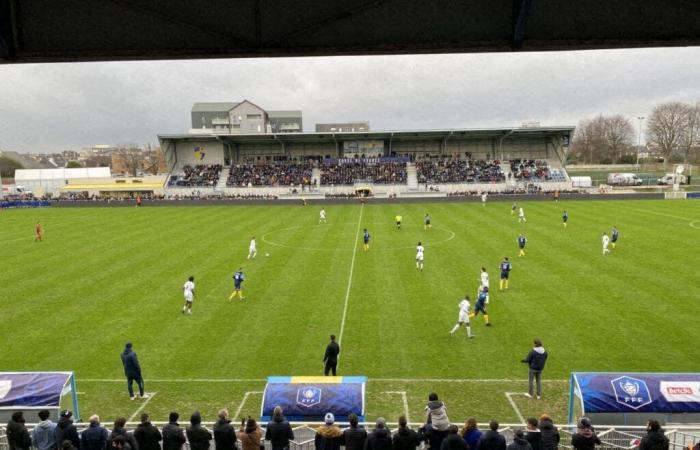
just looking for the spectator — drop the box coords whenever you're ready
[32,409,57,450]
[441,425,468,450]
[341,413,367,450]
[62,439,79,450]
[213,409,237,450]
[111,436,132,450]
[238,418,263,450]
[476,420,506,450]
[507,430,532,450]
[392,415,419,450]
[7,411,32,450]
[537,415,558,450]
[186,412,212,450]
[121,342,147,400]
[265,406,294,450]
[571,418,600,450]
[423,393,450,450]
[55,410,80,450]
[107,417,138,450]
[639,420,669,450]
[324,335,340,376]
[524,419,541,450]
[315,413,343,450]
[462,418,482,450]
[162,412,186,450]
[80,415,110,450]
[365,418,392,450]
[134,413,162,450]
[521,339,548,399]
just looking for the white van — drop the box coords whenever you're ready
[657,174,687,185]
[606,173,643,186]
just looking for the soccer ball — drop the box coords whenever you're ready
[265,253,270,257]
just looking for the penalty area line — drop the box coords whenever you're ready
[338,203,364,356]
[233,391,263,421]
[504,392,526,424]
[127,392,157,423]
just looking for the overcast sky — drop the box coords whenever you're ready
[1,47,699,153]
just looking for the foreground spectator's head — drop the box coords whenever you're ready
[114,417,126,429]
[90,415,100,425]
[169,412,179,423]
[398,415,407,429]
[447,425,459,434]
[218,409,229,421]
[578,417,592,429]
[527,418,538,430]
[428,393,438,401]
[245,418,257,433]
[38,410,50,421]
[464,418,478,432]
[539,414,552,423]
[376,417,386,429]
[272,406,283,420]
[11,411,25,423]
[190,411,202,426]
[112,435,126,450]
[60,410,73,420]
[141,413,150,424]
[514,430,525,440]
[489,420,499,431]
[647,420,661,432]
[324,413,335,425]
[348,413,358,427]
[62,440,76,450]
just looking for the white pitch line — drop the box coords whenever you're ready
[79,377,568,383]
[504,392,526,424]
[80,378,267,383]
[127,392,157,422]
[338,203,364,354]
[384,391,410,423]
[233,391,263,420]
[371,378,569,383]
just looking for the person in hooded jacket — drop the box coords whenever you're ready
[639,420,669,450]
[80,415,110,450]
[571,418,601,450]
[537,415,559,450]
[524,418,541,450]
[32,410,57,450]
[423,393,450,450]
[213,409,237,450]
[315,413,343,450]
[265,406,294,450]
[506,430,532,450]
[341,413,367,450]
[107,417,139,450]
[7,411,32,450]
[121,342,146,400]
[186,412,213,450]
[365,418,392,450]
[238,418,263,450]
[441,425,468,450]
[134,413,162,450]
[162,412,186,450]
[55,410,80,450]
[392,415,419,450]
[521,339,548,399]
[476,421,506,450]
[462,418,482,450]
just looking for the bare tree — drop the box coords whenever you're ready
[572,116,606,163]
[647,102,688,159]
[572,115,633,163]
[114,147,143,176]
[603,115,634,162]
[680,101,700,163]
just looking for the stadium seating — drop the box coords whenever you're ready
[227,162,314,187]
[416,159,505,183]
[510,160,566,182]
[169,165,222,187]
[320,161,407,185]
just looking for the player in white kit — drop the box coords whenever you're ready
[480,267,490,289]
[602,232,610,255]
[247,237,257,259]
[481,191,487,206]
[182,276,195,315]
[319,208,327,224]
[416,242,425,270]
[518,207,527,223]
[449,295,474,338]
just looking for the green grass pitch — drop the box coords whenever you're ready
[2,199,700,424]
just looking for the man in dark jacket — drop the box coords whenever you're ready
[324,335,340,376]
[213,409,237,450]
[107,417,138,450]
[162,412,186,450]
[365,418,392,450]
[524,419,541,450]
[55,410,81,450]
[265,406,294,450]
[186,411,213,450]
[639,420,669,450]
[506,430,532,450]
[521,339,548,399]
[7,411,32,450]
[121,342,146,400]
[571,418,600,450]
[134,414,162,450]
[441,425,468,450]
[392,416,419,450]
[537,415,559,450]
[315,413,343,450]
[476,421,506,450]
[341,413,367,450]
[80,415,110,450]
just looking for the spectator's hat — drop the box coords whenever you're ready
[324,413,335,425]
[60,410,72,418]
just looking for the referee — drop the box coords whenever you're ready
[323,335,340,376]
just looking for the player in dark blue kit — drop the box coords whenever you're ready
[518,234,527,257]
[363,228,371,252]
[229,268,245,301]
[424,213,431,230]
[562,210,568,228]
[499,257,512,291]
[611,226,619,249]
[470,286,491,326]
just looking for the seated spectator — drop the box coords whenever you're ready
[537,415,559,450]
[507,430,532,450]
[238,418,263,450]
[571,418,600,450]
[462,418,482,450]
[170,164,222,187]
[392,415,419,450]
[265,406,294,450]
[186,412,212,450]
[341,413,367,450]
[639,420,669,450]
[441,425,468,450]
[365,418,392,450]
[315,413,343,450]
[476,420,506,450]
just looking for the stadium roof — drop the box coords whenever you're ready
[1,1,698,64]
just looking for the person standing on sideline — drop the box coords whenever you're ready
[186,412,212,450]
[121,342,147,400]
[324,334,340,376]
[265,406,294,450]
[162,412,187,450]
[80,416,110,450]
[7,411,32,450]
[392,415,420,450]
[35,222,43,242]
[525,419,542,450]
[462,418,482,450]
[314,413,342,450]
[537,415,559,450]
[476,420,506,450]
[55,410,80,450]
[521,339,548,399]
[507,430,532,450]
[570,418,600,450]
[481,192,488,206]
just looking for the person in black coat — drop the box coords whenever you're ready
[536,416,558,450]
[506,430,532,450]
[521,339,548,399]
[441,425,468,450]
[55,410,80,450]
[187,411,213,450]
[570,418,600,450]
[524,419,541,450]
[108,417,139,450]
[134,414,162,450]
[476,421,506,450]
[213,409,238,450]
[365,418,392,450]
[324,335,340,376]
[392,416,419,450]
[265,406,295,450]
[341,413,367,450]
[162,412,186,450]
[7,411,32,450]
[80,416,110,450]
[121,342,146,400]
[639,420,669,450]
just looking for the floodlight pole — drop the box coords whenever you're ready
[636,116,644,168]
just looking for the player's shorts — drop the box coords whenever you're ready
[612,236,618,242]
[249,247,256,252]
[425,220,431,225]
[500,272,509,279]
[397,221,401,225]
[474,302,487,314]
[234,282,242,290]
[459,312,470,323]
[416,256,424,262]
[519,245,526,249]
[184,294,193,302]
[563,218,568,222]
[364,240,370,244]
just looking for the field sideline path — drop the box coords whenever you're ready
[337,203,364,363]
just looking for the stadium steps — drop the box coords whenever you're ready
[312,168,322,188]
[406,163,419,191]
[216,167,229,190]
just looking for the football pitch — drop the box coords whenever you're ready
[2,199,700,424]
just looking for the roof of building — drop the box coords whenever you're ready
[268,110,303,118]
[191,102,239,112]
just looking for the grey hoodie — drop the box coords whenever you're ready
[425,401,450,432]
[31,420,57,450]
[522,347,548,371]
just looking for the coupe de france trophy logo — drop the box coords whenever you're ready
[611,376,652,409]
[297,387,322,408]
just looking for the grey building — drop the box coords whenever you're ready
[315,122,369,133]
[190,100,269,134]
[268,111,303,133]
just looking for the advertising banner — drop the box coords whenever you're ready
[0,372,72,408]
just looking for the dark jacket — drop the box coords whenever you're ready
[107,428,139,450]
[324,341,340,364]
[365,428,393,450]
[55,417,81,450]
[571,427,601,450]
[80,423,109,450]
[134,422,162,450]
[639,429,669,450]
[265,416,294,450]
[506,436,532,450]
[162,422,186,450]
[121,348,142,377]
[463,430,482,450]
[537,420,559,450]
[7,418,32,450]
[476,430,506,450]
[213,419,237,450]
[525,430,541,450]
[392,427,420,450]
[441,434,469,450]
[315,425,343,450]
[522,347,548,371]
[186,424,213,450]
[341,426,367,450]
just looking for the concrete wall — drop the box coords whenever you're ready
[173,141,225,169]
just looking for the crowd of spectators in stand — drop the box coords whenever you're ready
[416,159,505,184]
[169,165,222,187]
[510,160,566,182]
[321,162,407,185]
[227,162,314,188]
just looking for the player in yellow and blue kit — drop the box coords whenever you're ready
[363,228,370,252]
[470,286,491,326]
[499,257,512,290]
[229,268,245,301]
[424,213,431,230]
[518,234,527,257]
[396,215,403,230]
[562,211,568,228]
[611,226,619,248]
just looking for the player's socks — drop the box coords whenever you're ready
[483,314,489,324]
[499,280,504,290]
[466,326,473,338]
[468,313,475,318]
[229,292,236,301]
[505,280,509,289]
[449,324,460,334]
